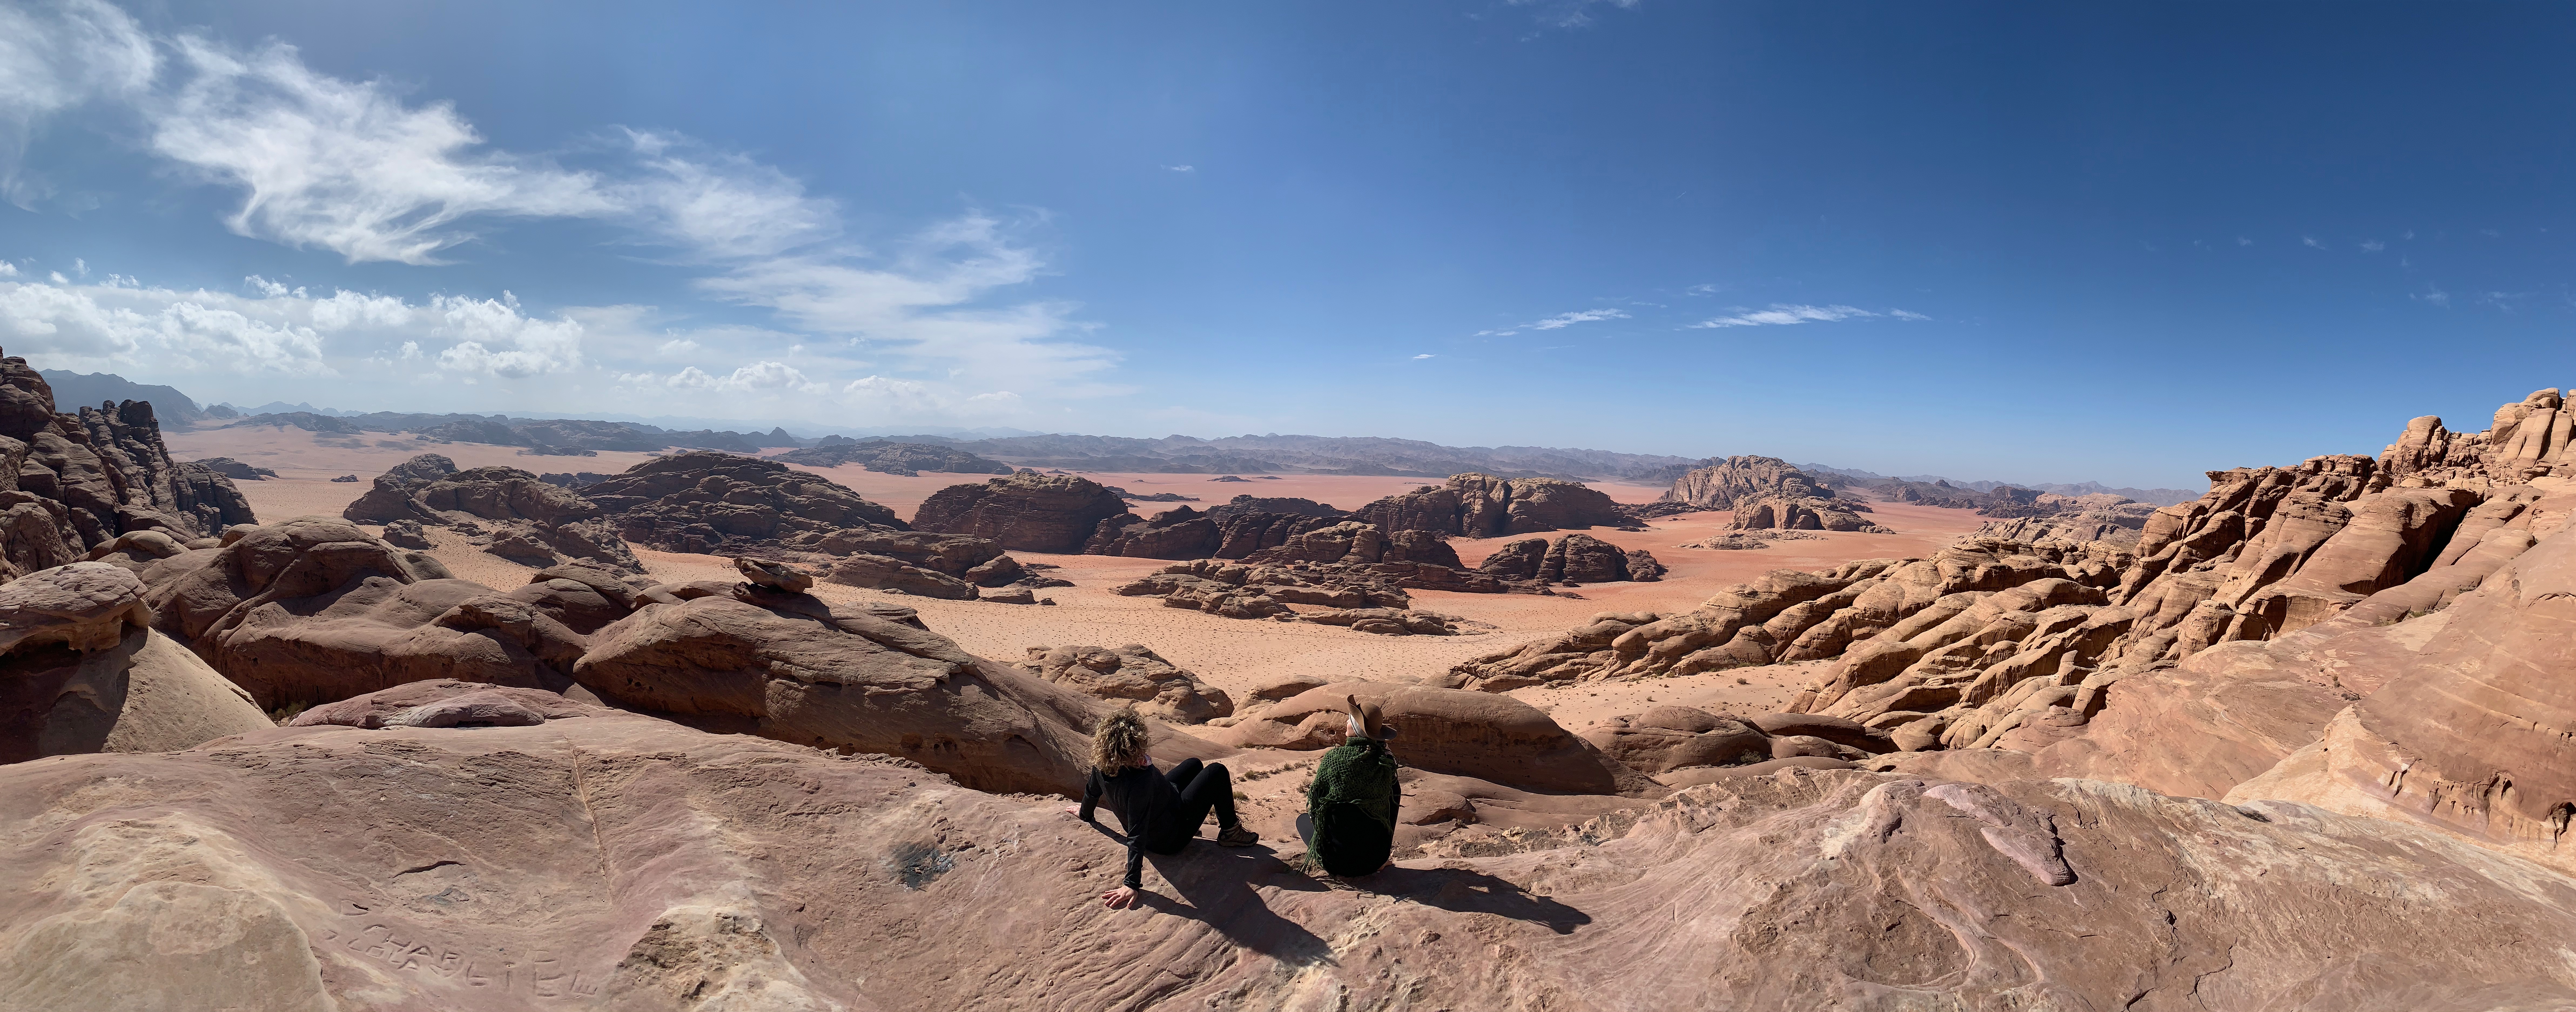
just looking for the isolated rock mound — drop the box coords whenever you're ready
[1476,532,1664,585]
[581,450,906,553]
[1352,473,1624,537]
[0,562,269,763]
[913,471,1130,553]
[1015,644,1233,724]
[1659,455,1833,508]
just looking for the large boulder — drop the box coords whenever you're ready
[581,451,906,553]
[1352,473,1623,537]
[1198,680,1654,795]
[0,562,270,762]
[1582,706,1775,775]
[569,583,1182,795]
[913,471,1131,553]
[824,554,978,600]
[1015,644,1233,724]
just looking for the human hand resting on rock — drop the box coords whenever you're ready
[1100,885,1139,909]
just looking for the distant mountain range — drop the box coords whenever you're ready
[46,371,2206,496]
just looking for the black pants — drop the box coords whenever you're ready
[1161,758,1239,843]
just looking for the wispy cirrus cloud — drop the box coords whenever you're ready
[1689,303,1924,329]
[1476,307,1628,337]
[1507,0,1643,31]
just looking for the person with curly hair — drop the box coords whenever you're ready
[1064,706,1258,908]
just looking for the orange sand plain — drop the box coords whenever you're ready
[163,427,1990,730]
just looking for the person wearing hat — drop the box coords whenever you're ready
[1298,695,1402,877]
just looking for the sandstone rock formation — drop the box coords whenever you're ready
[1674,530,1823,550]
[1726,494,1887,532]
[0,562,269,762]
[1476,532,1664,585]
[1200,680,1653,795]
[1657,455,1833,508]
[137,516,607,709]
[774,439,1014,474]
[913,471,1129,553]
[1970,493,2159,545]
[1297,606,1466,636]
[11,727,2576,1009]
[823,553,977,600]
[582,450,906,554]
[1015,643,1233,723]
[344,457,641,572]
[1115,558,1412,618]
[568,581,1144,795]
[188,457,275,481]
[1352,473,1624,537]
[0,356,258,582]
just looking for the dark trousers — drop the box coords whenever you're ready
[1164,758,1239,837]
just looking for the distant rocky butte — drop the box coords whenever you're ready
[772,438,1013,475]
[1352,472,1627,538]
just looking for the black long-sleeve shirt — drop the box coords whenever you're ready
[1080,764,1196,889]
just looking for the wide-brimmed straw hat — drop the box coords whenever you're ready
[1346,694,1397,740]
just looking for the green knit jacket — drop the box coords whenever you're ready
[1306,736,1400,876]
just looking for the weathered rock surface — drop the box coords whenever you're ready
[913,471,1128,553]
[1201,680,1654,795]
[8,727,2576,1010]
[1115,558,1411,618]
[1478,532,1666,586]
[1015,644,1233,724]
[343,458,640,572]
[1352,473,1625,537]
[188,457,275,481]
[568,583,1163,795]
[1727,494,1887,532]
[134,516,607,709]
[822,553,978,600]
[0,355,257,581]
[1658,455,1834,509]
[0,562,269,763]
[582,451,906,554]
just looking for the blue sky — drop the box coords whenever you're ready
[2,0,2572,487]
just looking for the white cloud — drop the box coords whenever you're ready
[1689,304,1876,329]
[0,262,16,277]
[1888,309,1930,321]
[427,292,583,378]
[2302,236,2326,249]
[1527,308,1627,330]
[617,130,838,259]
[0,275,329,374]
[1163,164,1195,173]
[0,0,156,204]
[146,36,620,264]
[2416,285,2451,307]
[1685,283,1720,296]
[2235,236,2253,246]
[2361,239,2385,252]
[1413,353,1434,359]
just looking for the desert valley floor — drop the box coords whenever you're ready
[163,425,1990,751]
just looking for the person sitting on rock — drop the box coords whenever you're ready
[1297,695,1402,877]
[1065,706,1258,909]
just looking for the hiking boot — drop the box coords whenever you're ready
[1215,825,1259,847]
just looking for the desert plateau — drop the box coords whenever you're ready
[6,2,2575,1009]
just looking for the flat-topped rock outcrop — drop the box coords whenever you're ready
[1352,473,1624,537]
[581,450,906,554]
[914,471,1130,553]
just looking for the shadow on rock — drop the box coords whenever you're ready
[1082,821,1337,968]
[1366,866,1592,935]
